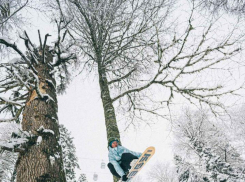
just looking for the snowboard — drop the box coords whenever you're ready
[126,146,155,181]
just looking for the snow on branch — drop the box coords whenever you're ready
[28,70,55,103]
[45,79,56,88]
[53,53,76,67]
[5,66,33,90]
[28,70,43,97]
[0,129,34,153]
[19,31,39,64]
[0,38,31,65]
[42,94,55,103]
[0,138,28,150]
[37,126,55,136]
[0,117,17,123]
[0,107,24,123]
[0,38,38,74]
[0,97,24,107]
[52,18,76,67]
[0,0,29,25]
[190,139,245,180]
[51,117,58,123]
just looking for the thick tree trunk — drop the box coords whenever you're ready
[98,65,121,143]
[16,52,66,182]
[98,62,121,182]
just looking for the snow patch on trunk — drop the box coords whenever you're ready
[36,136,42,145]
[49,156,55,166]
[37,126,55,135]
[54,152,60,159]
[51,117,58,123]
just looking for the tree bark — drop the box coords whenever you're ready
[98,61,121,143]
[98,61,121,182]
[16,51,66,182]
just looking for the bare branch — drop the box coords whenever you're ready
[108,68,136,85]
[0,0,29,25]
[43,33,51,63]
[0,39,31,64]
[38,30,43,48]
[0,107,24,123]
[0,146,25,154]
[0,97,24,107]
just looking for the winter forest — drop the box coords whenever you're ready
[0,0,245,182]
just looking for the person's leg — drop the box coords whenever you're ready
[120,153,138,172]
[107,163,121,178]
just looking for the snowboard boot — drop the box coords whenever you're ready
[122,175,128,182]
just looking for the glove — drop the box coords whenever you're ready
[130,159,138,167]
[122,175,128,182]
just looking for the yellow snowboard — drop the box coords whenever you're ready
[127,146,155,181]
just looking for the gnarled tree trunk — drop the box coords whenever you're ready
[16,51,66,182]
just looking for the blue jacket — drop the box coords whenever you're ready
[108,145,142,177]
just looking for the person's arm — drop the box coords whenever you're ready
[109,153,125,177]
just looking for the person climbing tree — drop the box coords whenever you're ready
[107,138,142,182]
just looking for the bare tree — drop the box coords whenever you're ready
[0,18,76,181]
[131,175,144,182]
[174,155,205,182]
[55,0,243,128]
[0,0,29,27]
[173,108,243,164]
[52,0,174,144]
[50,1,175,181]
[172,108,245,181]
[48,2,244,181]
[147,162,177,182]
[193,0,245,15]
[50,1,244,177]
[222,104,245,163]
[0,0,30,56]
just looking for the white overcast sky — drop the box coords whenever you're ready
[57,75,174,182]
[1,1,245,182]
[0,3,176,182]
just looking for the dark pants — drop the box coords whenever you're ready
[107,153,138,178]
